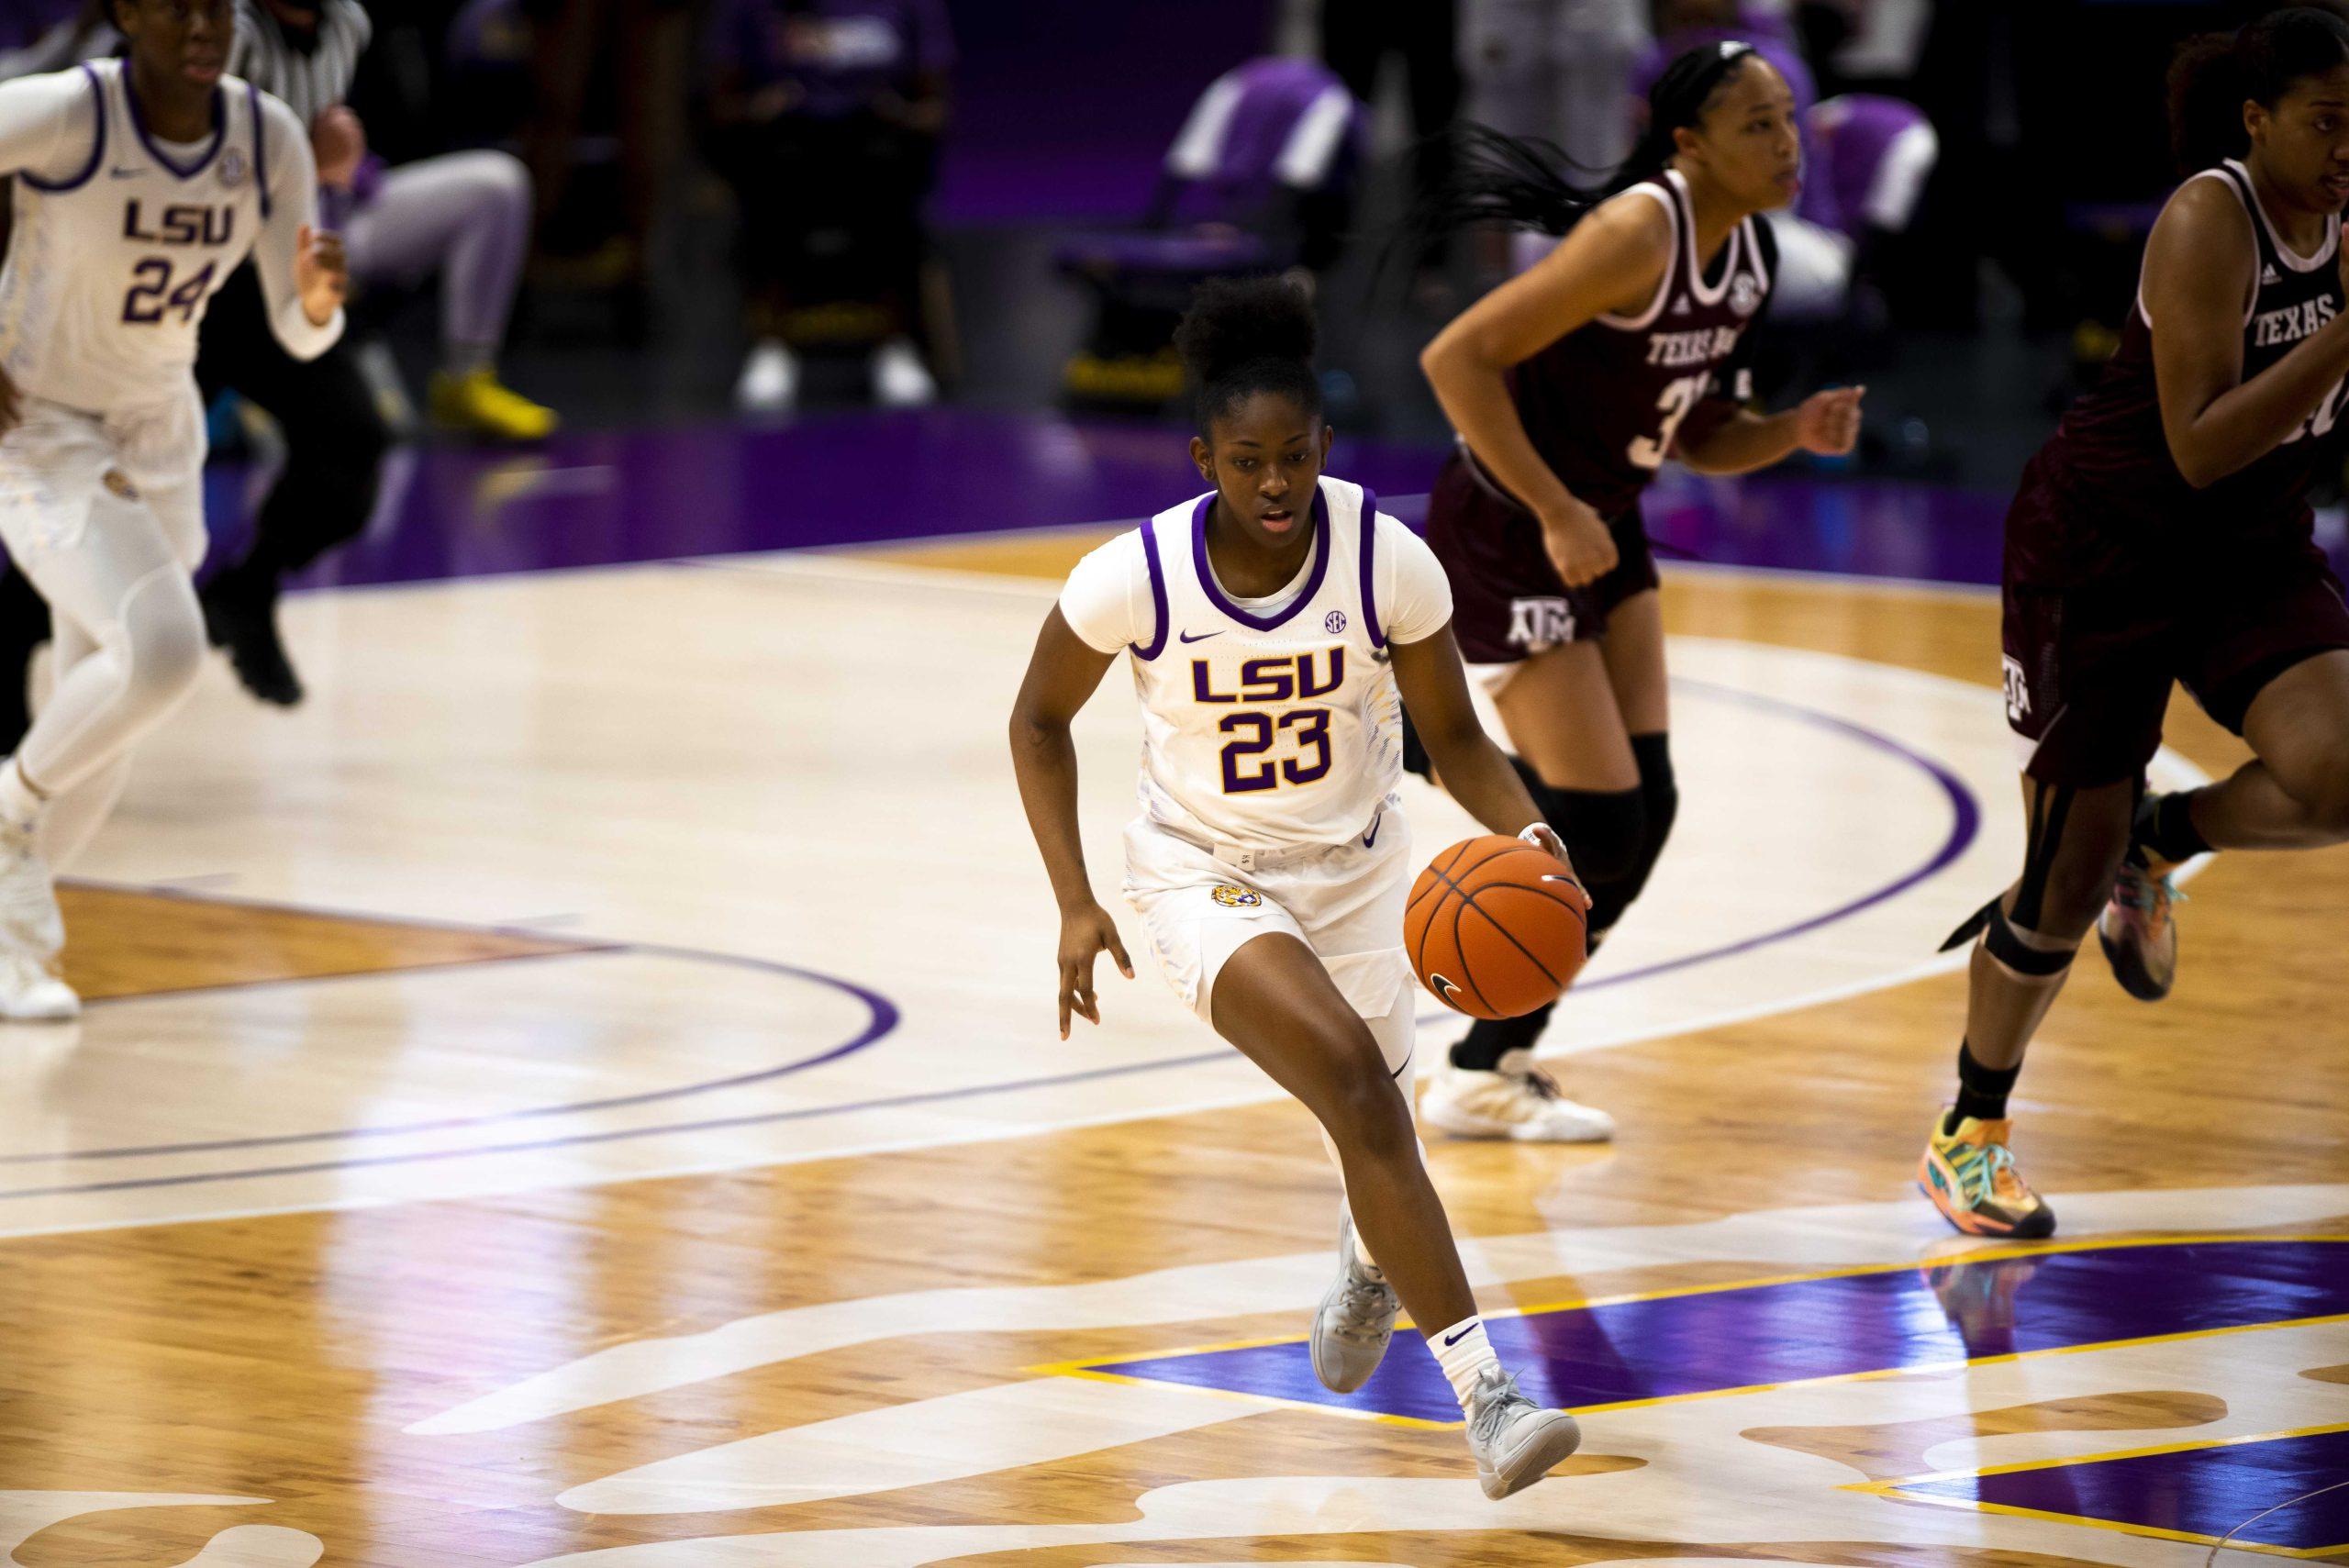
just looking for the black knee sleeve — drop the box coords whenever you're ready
[1539,781,1646,885]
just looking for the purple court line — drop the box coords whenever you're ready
[0,941,898,1168]
[0,677,1979,1204]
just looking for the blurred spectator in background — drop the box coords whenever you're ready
[1462,0,1649,172]
[235,0,556,441]
[0,0,112,77]
[701,0,955,413]
[517,0,693,339]
[1320,0,1459,284]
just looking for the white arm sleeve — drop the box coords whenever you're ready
[1380,517,1455,645]
[0,69,95,183]
[1056,531,1151,654]
[251,92,345,361]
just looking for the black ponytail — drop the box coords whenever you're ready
[1174,275,1322,436]
[1409,39,1766,241]
[2168,6,2349,173]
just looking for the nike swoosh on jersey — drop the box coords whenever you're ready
[1178,629,1222,643]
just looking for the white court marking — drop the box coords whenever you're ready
[394,1185,2349,1568]
[0,555,2204,1237]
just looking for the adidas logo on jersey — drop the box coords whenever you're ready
[2263,263,2281,284]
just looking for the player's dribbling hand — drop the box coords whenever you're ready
[1795,384,1865,456]
[1057,901,1134,1040]
[1539,495,1618,588]
[1519,823,1590,909]
[295,225,349,327]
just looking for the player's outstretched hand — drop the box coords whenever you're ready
[1795,384,1865,456]
[1057,900,1134,1040]
[0,364,17,437]
[1538,494,1619,588]
[295,225,349,327]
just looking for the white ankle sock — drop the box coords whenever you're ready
[0,759,46,833]
[1431,1316,1501,1409]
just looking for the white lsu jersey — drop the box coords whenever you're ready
[0,60,316,415]
[1060,476,1454,853]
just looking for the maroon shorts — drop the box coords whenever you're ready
[1425,450,1661,667]
[2002,478,2349,786]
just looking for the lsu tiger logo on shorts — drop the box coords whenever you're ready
[1209,884,1263,908]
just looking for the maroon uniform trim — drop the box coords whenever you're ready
[1429,170,1771,666]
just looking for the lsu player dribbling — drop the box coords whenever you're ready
[1008,276,1586,1500]
[0,0,346,1018]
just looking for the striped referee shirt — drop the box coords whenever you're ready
[228,0,373,125]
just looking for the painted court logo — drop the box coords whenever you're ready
[1209,884,1262,908]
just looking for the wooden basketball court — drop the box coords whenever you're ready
[1,509,2343,1567]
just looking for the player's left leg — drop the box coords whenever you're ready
[349,152,555,442]
[2106,569,2349,1000]
[1208,934,1582,1497]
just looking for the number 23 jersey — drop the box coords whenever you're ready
[0,60,332,417]
[1059,477,1453,852]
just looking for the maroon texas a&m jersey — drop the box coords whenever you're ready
[1488,168,1776,519]
[2021,158,2347,579]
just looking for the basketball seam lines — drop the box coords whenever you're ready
[1428,854,1567,993]
[1405,836,1513,919]
[1444,870,1497,1016]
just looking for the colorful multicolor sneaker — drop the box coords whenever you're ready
[1919,1112,2055,1239]
[2098,855,2181,1002]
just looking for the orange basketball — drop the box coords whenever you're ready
[1406,835,1590,1020]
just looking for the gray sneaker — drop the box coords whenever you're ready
[1309,1212,1399,1393]
[1464,1365,1581,1499]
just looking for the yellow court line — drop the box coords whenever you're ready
[1876,1486,2343,1560]
[1851,1418,2349,1490]
[1033,1235,2349,1426]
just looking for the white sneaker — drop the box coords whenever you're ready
[872,338,937,407]
[0,951,76,1021]
[735,339,797,413]
[0,819,62,961]
[1421,1048,1615,1143]
[1463,1364,1581,1499]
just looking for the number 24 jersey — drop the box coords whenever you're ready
[0,59,330,417]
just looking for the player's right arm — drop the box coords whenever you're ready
[2148,175,2349,487]
[0,71,78,176]
[1419,191,1671,588]
[1009,606,1134,1040]
[0,71,91,436]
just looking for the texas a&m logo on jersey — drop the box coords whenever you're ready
[1508,597,1575,652]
